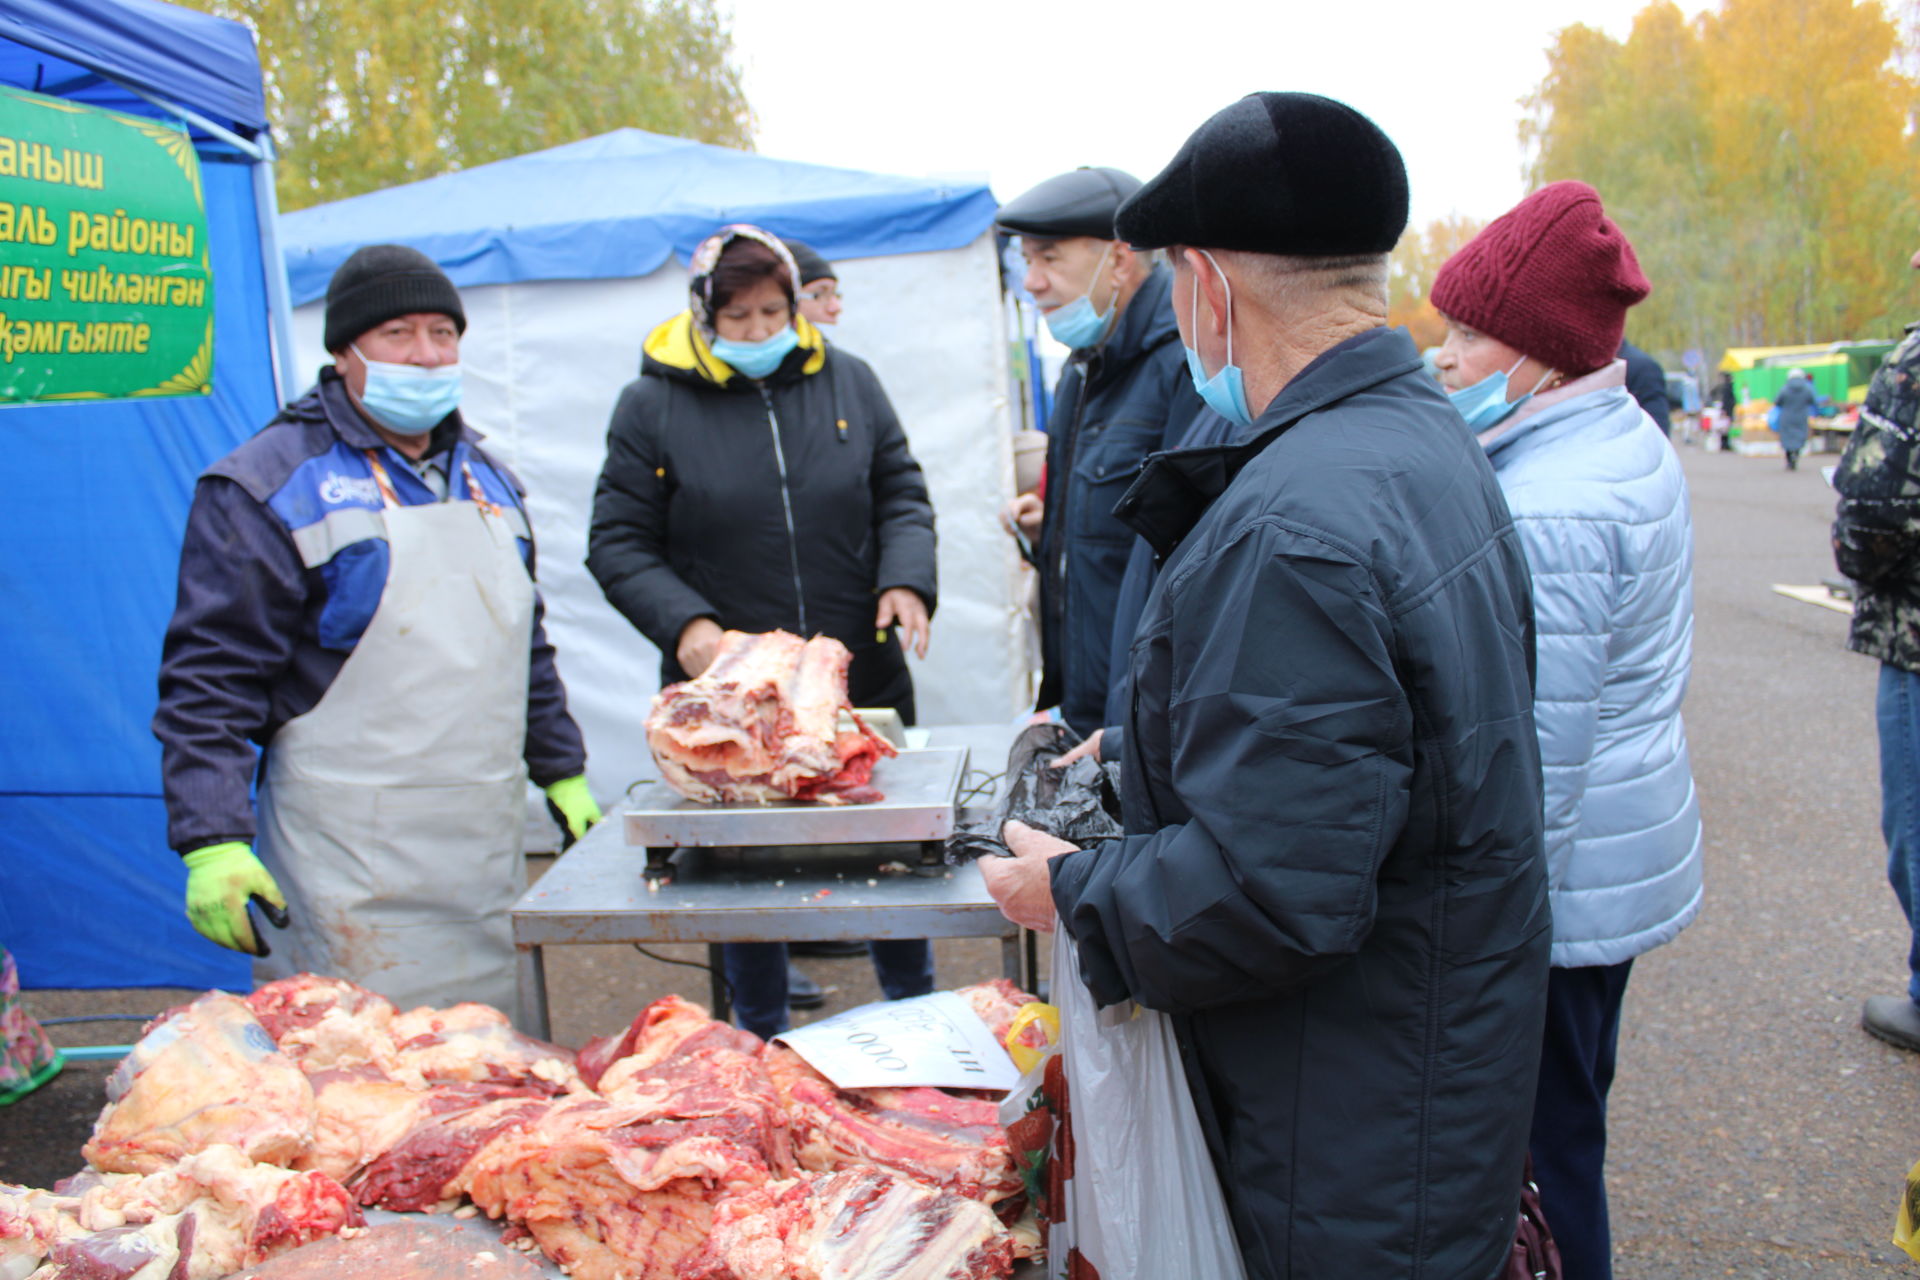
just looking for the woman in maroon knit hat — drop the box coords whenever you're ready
[1432,182,1704,1280]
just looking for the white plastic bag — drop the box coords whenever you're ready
[1049,927,1248,1280]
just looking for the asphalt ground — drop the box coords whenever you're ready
[5,441,1918,1276]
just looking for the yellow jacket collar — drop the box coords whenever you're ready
[643,310,827,387]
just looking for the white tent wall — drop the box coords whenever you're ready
[291,233,1026,816]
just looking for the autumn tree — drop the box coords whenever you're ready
[1524,0,1919,359]
[1389,215,1487,350]
[180,0,752,210]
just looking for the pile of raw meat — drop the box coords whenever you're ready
[3,974,1042,1280]
[645,630,897,805]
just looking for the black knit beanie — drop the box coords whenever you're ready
[782,239,836,286]
[323,244,467,352]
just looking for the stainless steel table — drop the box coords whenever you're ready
[512,724,1027,1040]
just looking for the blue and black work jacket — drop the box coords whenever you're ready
[1036,263,1202,734]
[154,368,586,854]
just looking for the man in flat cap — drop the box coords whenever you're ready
[154,245,598,1026]
[997,167,1202,737]
[985,95,1549,1278]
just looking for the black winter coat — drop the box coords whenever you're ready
[587,316,936,715]
[1038,263,1203,733]
[1051,328,1550,1280]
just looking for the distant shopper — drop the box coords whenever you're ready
[1831,242,1920,1052]
[995,167,1202,736]
[1433,180,1704,1280]
[1619,338,1671,427]
[784,240,842,327]
[1773,368,1823,470]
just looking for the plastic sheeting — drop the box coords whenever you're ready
[279,129,1000,305]
[289,237,1029,809]
[0,150,275,991]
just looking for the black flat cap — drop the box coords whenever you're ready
[782,239,836,285]
[1116,93,1408,255]
[995,166,1141,240]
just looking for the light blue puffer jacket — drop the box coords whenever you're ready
[1482,367,1703,968]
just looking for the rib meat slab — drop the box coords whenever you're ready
[645,630,896,804]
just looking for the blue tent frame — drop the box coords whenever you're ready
[0,0,296,990]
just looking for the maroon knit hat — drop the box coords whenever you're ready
[1430,181,1650,375]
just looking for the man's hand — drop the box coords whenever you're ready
[982,820,1080,933]
[676,617,724,677]
[1003,494,1043,545]
[544,775,603,847]
[183,842,289,956]
[875,587,931,659]
[1050,729,1104,768]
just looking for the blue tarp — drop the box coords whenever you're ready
[282,128,999,303]
[0,0,274,991]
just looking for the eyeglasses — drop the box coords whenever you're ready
[799,287,842,304]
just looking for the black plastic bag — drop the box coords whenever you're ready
[945,723,1125,862]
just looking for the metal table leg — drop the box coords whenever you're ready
[517,944,551,1041]
[1000,932,1021,985]
[1023,929,1040,996]
[708,942,731,1023]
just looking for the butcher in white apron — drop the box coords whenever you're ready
[157,245,599,1028]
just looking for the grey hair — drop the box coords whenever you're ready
[1214,249,1391,310]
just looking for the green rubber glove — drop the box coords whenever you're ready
[183,842,289,957]
[544,775,603,847]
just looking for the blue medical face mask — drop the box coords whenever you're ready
[1042,243,1117,349]
[352,345,461,436]
[711,324,799,379]
[1182,250,1253,427]
[1447,356,1552,432]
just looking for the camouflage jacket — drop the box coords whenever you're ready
[1833,323,1920,671]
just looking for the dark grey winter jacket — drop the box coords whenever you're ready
[1051,327,1550,1280]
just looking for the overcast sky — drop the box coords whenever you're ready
[725,0,1666,232]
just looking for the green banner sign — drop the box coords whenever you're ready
[0,86,214,405]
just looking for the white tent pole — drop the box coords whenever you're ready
[249,132,303,403]
[112,82,263,159]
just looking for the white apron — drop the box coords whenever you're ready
[255,451,533,1021]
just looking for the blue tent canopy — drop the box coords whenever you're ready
[282,129,999,303]
[0,0,283,992]
[0,0,267,138]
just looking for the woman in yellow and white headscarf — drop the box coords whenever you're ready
[586,225,938,1041]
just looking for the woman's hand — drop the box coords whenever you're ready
[876,588,930,659]
[676,617,725,677]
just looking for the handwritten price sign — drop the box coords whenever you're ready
[775,992,1019,1091]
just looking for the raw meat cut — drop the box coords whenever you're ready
[351,1095,552,1212]
[84,994,315,1175]
[463,1098,779,1280]
[680,1168,1015,1280]
[298,1067,436,1183]
[227,1218,550,1280]
[247,975,579,1097]
[576,995,762,1090]
[4,1145,361,1280]
[244,975,398,1049]
[956,980,1041,1045]
[645,630,896,804]
[388,1004,581,1095]
[760,1048,1020,1206]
